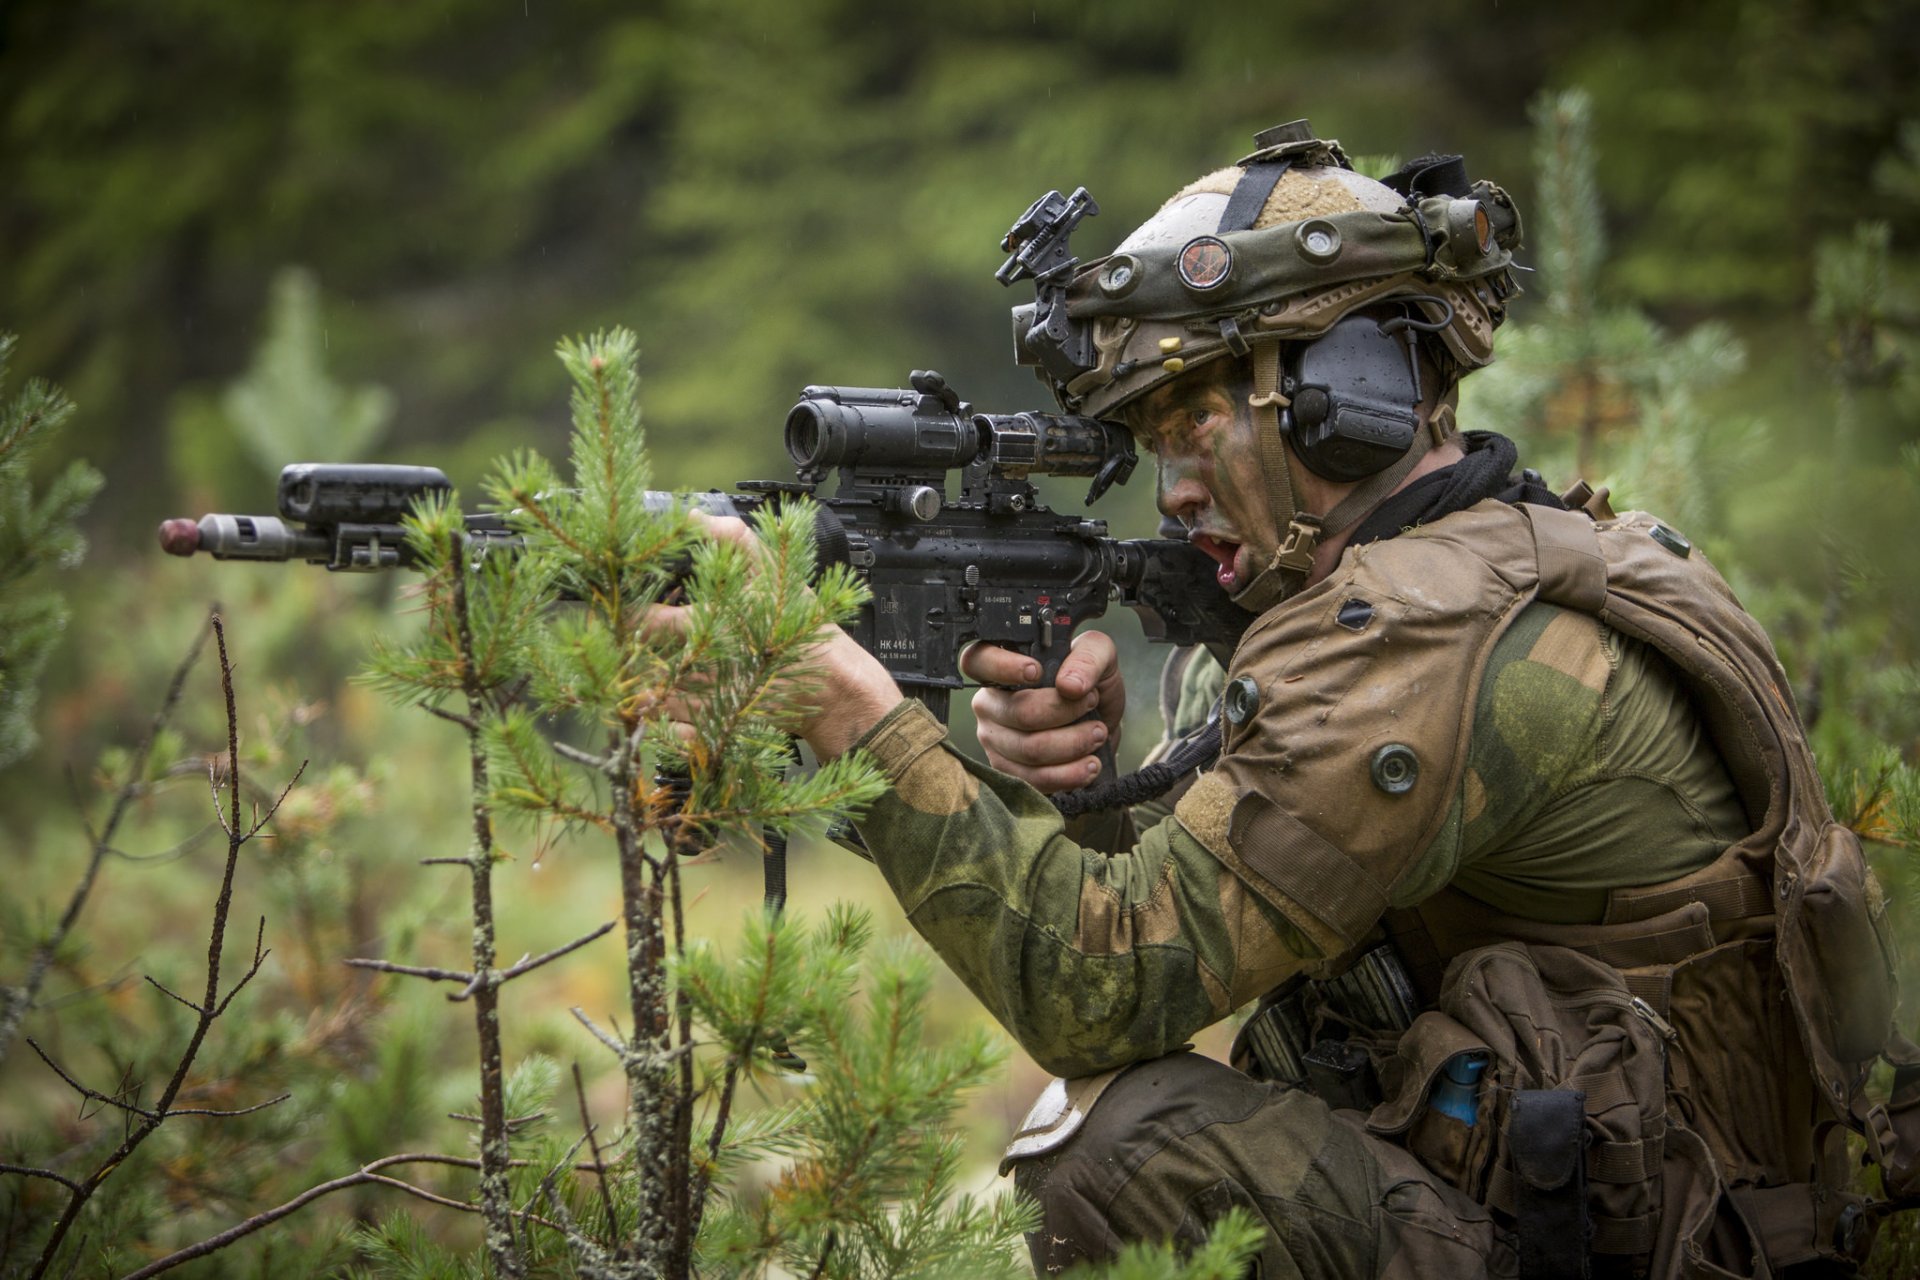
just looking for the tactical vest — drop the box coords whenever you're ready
[1201,501,1920,1273]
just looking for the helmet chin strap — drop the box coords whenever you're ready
[1228,341,1447,615]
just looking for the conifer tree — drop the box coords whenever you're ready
[358,328,1038,1278]
[1465,88,1759,537]
[0,333,101,771]
[224,268,395,471]
[349,328,1263,1279]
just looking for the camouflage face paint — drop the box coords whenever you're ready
[1135,360,1278,592]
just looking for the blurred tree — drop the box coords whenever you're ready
[224,268,394,472]
[1465,89,1762,529]
[1561,0,1920,310]
[168,267,396,512]
[0,335,100,770]
[11,0,1911,550]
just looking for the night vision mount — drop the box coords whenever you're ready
[996,186,1101,387]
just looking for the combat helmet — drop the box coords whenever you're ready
[998,120,1524,611]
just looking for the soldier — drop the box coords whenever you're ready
[690,124,1920,1277]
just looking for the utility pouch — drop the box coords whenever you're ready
[1510,1089,1591,1280]
[1786,821,1899,1064]
[1232,942,1418,1088]
[1301,1039,1380,1112]
[1365,942,1752,1273]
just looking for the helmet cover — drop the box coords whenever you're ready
[1007,123,1524,421]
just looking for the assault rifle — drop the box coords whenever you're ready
[159,369,1245,725]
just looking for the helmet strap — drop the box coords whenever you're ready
[1231,341,1319,613]
[1228,343,1446,615]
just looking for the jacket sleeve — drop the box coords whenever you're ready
[850,698,1316,1078]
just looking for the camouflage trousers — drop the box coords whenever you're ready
[1011,1052,1518,1279]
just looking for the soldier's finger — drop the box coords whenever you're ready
[972,685,1099,734]
[691,509,750,541]
[640,603,691,643]
[1052,630,1119,699]
[658,689,703,724]
[986,751,1106,795]
[958,641,1043,688]
[976,715,1108,769]
[689,510,769,565]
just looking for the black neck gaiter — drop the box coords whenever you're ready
[1346,431,1564,549]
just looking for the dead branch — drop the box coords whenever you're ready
[570,1007,628,1058]
[0,619,212,1067]
[20,616,299,1280]
[161,1093,291,1119]
[0,1163,82,1194]
[551,740,610,771]
[115,1152,572,1280]
[25,1037,156,1121]
[140,977,203,1016]
[574,1061,621,1241]
[341,958,475,985]
[449,920,617,1001]
[423,703,480,732]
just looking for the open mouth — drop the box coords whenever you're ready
[1190,533,1243,590]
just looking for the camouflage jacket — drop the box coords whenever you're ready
[848,502,1746,1077]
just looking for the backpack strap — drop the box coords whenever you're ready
[1520,503,1607,613]
[1859,1032,1920,1201]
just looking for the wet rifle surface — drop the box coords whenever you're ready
[159,369,1245,724]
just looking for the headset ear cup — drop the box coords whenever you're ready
[1283,312,1422,483]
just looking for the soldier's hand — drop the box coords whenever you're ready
[963,631,1124,794]
[644,512,901,761]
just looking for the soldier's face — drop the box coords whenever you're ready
[1130,359,1276,593]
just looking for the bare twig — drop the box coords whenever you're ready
[116,1153,569,1280]
[419,856,470,866]
[142,976,205,1016]
[25,1037,157,1121]
[22,616,297,1280]
[102,820,222,865]
[0,620,212,1066]
[423,703,480,732]
[0,1163,82,1194]
[342,958,475,985]
[163,1093,291,1119]
[449,920,617,1001]
[211,919,270,1017]
[551,740,610,771]
[528,1135,614,1269]
[571,1007,627,1057]
[243,761,308,840]
[574,1062,621,1241]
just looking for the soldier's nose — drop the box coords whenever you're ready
[1155,472,1208,524]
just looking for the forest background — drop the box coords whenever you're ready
[4,0,1920,1274]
